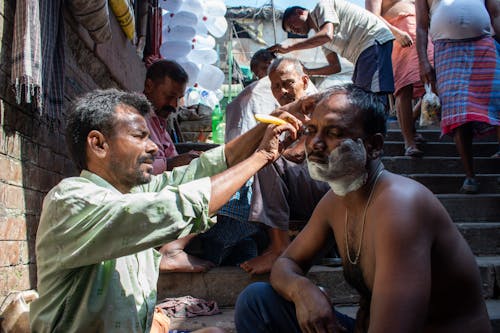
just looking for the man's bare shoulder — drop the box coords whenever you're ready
[375,172,450,230]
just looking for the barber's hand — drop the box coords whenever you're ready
[256,123,297,164]
[268,44,289,54]
[166,151,201,170]
[294,284,340,333]
[274,94,322,123]
[282,136,307,164]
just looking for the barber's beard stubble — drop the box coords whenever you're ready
[110,153,155,189]
[307,138,368,196]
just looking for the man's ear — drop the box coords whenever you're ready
[144,78,154,95]
[87,130,109,159]
[302,75,309,91]
[365,133,384,159]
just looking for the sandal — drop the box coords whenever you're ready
[414,133,427,144]
[405,146,424,158]
[460,178,479,194]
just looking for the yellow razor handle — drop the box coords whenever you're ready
[254,114,288,126]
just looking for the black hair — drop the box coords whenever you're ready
[320,84,388,137]
[282,6,306,31]
[65,89,152,171]
[250,49,276,73]
[146,59,189,84]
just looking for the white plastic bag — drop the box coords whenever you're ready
[420,83,441,127]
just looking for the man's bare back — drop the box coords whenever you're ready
[324,171,490,332]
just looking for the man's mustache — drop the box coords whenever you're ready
[138,154,155,164]
[306,151,328,163]
[160,105,177,114]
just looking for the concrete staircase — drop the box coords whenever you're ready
[164,123,500,332]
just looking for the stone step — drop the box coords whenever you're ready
[167,299,500,333]
[437,194,500,222]
[158,256,500,308]
[459,223,500,255]
[385,128,498,143]
[407,174,500,194]
[383,156,500,174]
[383,141,498,157]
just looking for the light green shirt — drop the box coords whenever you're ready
[311,0,394,64]
[30,146,226,333]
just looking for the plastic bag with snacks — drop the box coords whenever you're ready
[420,83,441,127]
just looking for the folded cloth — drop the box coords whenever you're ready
[66,0,111,43]
[156,296,221,318]
[11,0,42,107]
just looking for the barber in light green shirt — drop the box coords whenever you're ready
[30,88,299,333]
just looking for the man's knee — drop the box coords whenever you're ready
[236,282,274,310]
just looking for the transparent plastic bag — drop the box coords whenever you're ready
[420,83,441,127]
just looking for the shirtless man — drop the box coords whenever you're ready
[366,0,433,157]
[235,84,491,332]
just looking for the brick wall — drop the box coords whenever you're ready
[0,0,146,306]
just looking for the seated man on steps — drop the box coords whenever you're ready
[238,57,331,274]
[143,59,214,272]
[235,84,491,332]
[200,56,329,275]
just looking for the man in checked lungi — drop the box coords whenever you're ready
[416,0,500,194]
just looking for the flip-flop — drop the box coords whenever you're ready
[414,133,427,144]
[491,151,500,158]
[405,146,424,158]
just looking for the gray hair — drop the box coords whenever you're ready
[267,57,306,77]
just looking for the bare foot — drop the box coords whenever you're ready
[160,249,215,273]
[240,250,281,275]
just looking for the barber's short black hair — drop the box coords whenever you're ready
[250,49,276,73]
[319,84,387,137]
[146,59,189,84]
[65,89,152,171]
[282,6,306,31]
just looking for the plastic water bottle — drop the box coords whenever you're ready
[211,104,224,144]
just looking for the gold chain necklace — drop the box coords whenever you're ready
[344,167,385,265]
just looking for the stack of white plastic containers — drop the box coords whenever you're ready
[159,0,228,110]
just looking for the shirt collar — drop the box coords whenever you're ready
[80,170,123,195]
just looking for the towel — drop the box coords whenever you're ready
[11,0,42,108]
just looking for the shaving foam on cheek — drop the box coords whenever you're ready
[307,138,368,196]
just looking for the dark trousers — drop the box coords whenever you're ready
[235,282,355,333]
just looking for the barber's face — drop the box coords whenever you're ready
[284,10,309,35]
[144,76,186,118]
[253,59,273,80]
[269,64,308,106]
[107,106,158,190]
[304,93,365,166]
